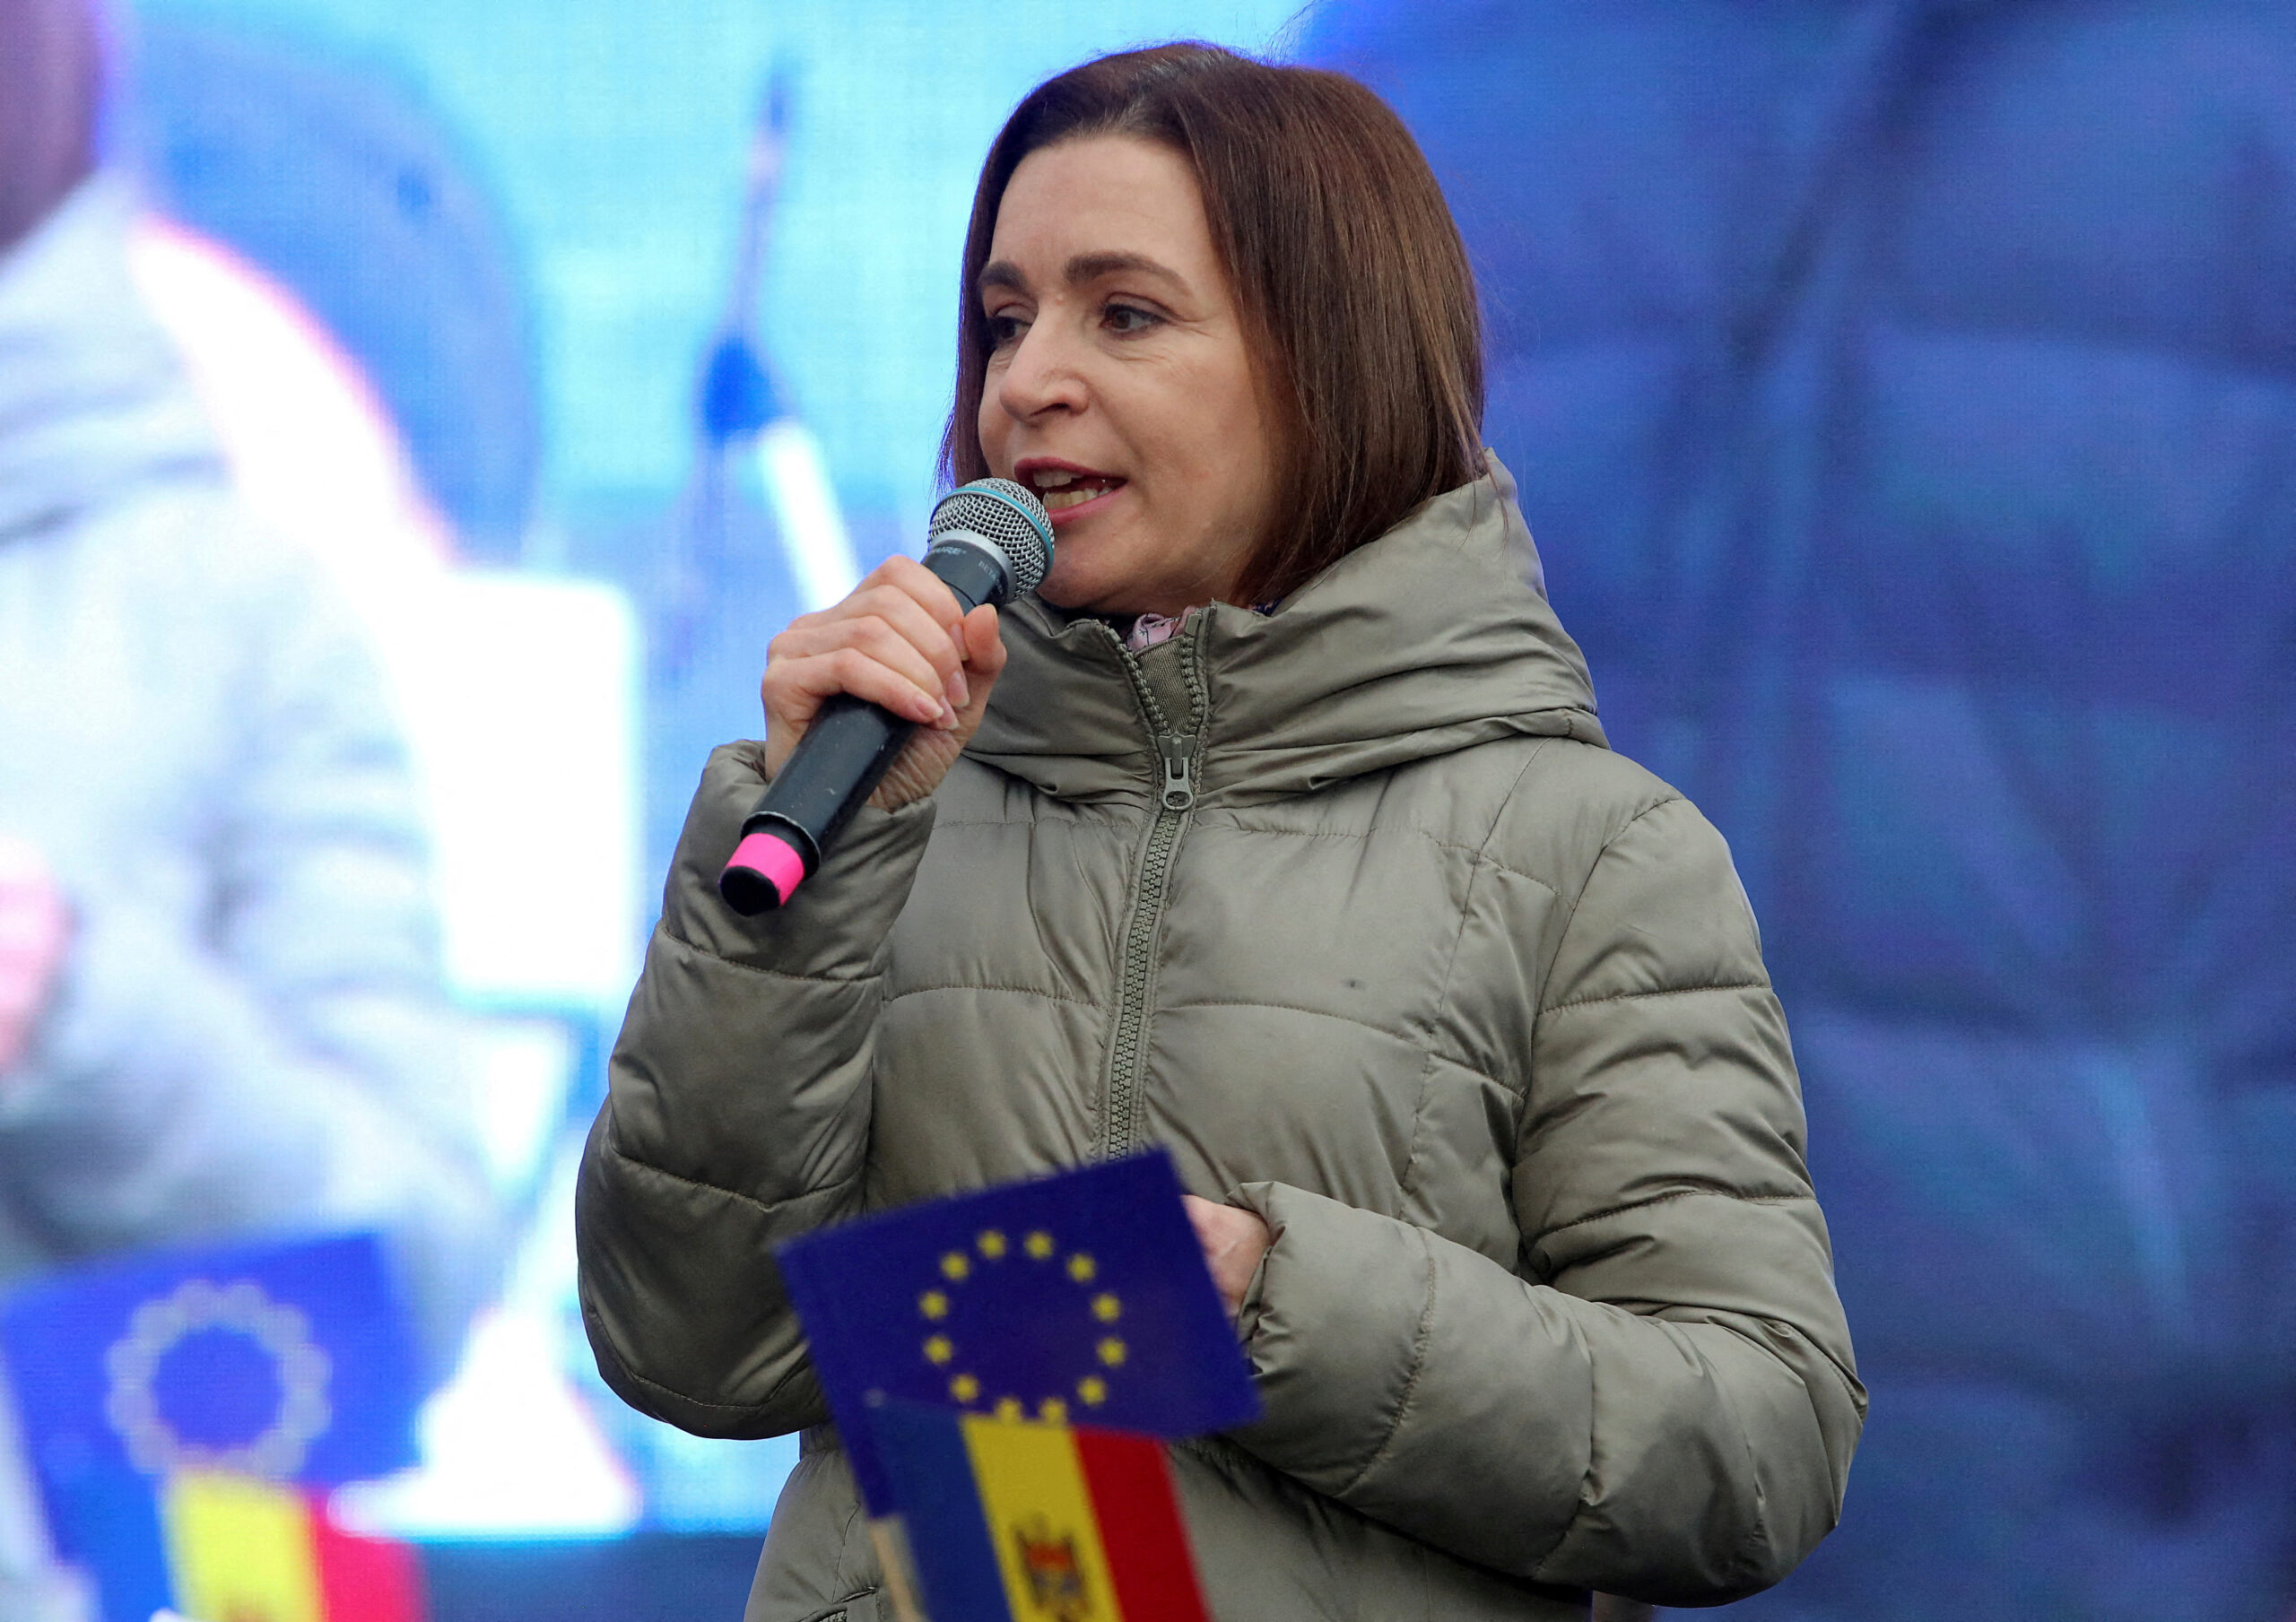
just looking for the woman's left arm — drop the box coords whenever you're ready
[1228,793,1864,1607]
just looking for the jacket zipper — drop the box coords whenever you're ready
[1101,629,1203,1159]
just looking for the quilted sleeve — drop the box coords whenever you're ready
[1231,794,1863,1604]
[576,740,934,1438]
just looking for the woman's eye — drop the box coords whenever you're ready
[987,312,1028,348]
[1102,302,1161,335]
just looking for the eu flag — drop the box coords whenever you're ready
[777,1150,1258,1513]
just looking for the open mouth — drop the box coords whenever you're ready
[1019,461,1126,514]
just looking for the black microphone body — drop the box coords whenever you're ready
[718,481,1052,915]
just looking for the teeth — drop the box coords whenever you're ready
[1032,473,1119,512]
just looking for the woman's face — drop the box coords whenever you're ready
[976,134,1283,618]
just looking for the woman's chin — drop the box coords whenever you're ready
[1032,533,1213,619]
[1033,553,1132,615]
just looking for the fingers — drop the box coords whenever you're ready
[761,559,1014,797]
[769,619,956,727]
[1178,1195,1270,1320]
[854,556,970,702]
[762,559,975,740]
[764,644,950,732]
[1181,1193,1243,1253]
[793,579,967,705]
[960,604,1006,682]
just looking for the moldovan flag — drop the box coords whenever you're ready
[161,1471,422,1622]
[870,1400,1210,1622]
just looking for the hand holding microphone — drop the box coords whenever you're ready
[726,480,1053,914]
[758,557,996,793]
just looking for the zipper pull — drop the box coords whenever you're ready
[1156,734,1196,811]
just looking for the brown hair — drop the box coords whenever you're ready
[940,42,1484,606]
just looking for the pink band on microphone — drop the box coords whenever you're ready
[725,829,810,906]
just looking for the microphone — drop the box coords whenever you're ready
[718,478,1054,915]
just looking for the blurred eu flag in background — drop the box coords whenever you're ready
[0,1232,424,1622]
[777,1150,1258,1515]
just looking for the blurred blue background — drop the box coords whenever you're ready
[1307,5,2296,1619]
[0,0,2289,1617]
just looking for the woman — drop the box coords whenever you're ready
[578,44,1862,1622]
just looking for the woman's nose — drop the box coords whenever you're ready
[995,319,1087,421]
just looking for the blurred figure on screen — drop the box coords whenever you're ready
[0,0,491,1531]
[1312,3,2296,1618]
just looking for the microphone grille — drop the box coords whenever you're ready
[928,478,1055,595]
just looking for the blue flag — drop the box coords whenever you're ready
[777,1150,1258,1513]
[0,1230,421,1581]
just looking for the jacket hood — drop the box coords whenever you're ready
[0,172,222,546]
[969,455,1605,804]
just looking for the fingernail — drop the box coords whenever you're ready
[937,700,959,730]
[950,672,971,710]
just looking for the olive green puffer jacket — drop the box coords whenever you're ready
[577,462,1863,1622]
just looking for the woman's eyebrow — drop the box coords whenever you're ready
[978,252,1187,299]
[978,260,1030,296]
[1063,250,1185,290]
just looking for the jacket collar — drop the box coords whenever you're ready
[968,455,1605,805]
